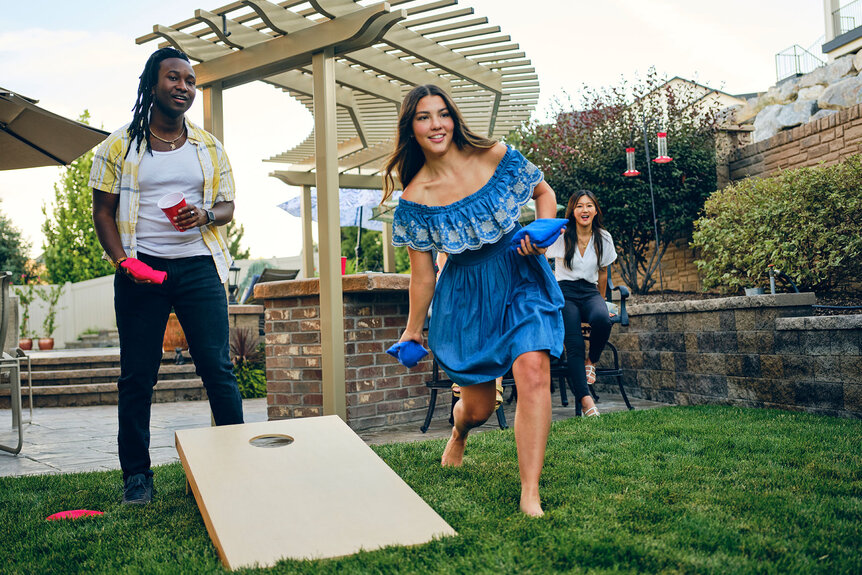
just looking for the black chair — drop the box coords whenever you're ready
[419,357,512,433]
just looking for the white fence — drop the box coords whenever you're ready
[14,255,306,348]
[17,275,116,349]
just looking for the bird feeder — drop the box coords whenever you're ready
[653,132,672,163]
[623,147,640,176]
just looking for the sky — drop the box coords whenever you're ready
[0,0,824,260]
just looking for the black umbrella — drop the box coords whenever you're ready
[0,88,108,170]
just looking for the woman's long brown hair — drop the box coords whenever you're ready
[381,84,496,202]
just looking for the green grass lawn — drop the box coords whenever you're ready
[1,405,860,574]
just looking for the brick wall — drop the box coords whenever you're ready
[257,274,434,431]
[611,238,705,294]
[604,293,862,418]
[728,102,862,182]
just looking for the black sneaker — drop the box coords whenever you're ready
[122,473,153,505]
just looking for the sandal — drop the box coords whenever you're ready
[583,406,600,417]
[585,364,597,385]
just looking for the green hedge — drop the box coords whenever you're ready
[692,155,862,293]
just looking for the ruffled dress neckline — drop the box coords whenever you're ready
[391,145,543,254]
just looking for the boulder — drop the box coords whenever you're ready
[732,100,760,124]
[799,65,827,88]
[797,85,825,101]
[825,55,856,83]
[778,77,800,102]
[776,99,818,129]
[752,105,783,142]
[758,85,785,107]
[854,49,862,72]
[817,75,862,109]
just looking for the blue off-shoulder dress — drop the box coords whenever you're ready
[392,145,565,386]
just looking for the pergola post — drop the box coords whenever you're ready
[201,84,224,142]
[301,184,315,278]
[312,47,346,420]
[382,223,395,273]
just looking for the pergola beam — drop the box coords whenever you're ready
[193,4,407,89]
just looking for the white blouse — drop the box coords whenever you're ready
[546,229,617,286]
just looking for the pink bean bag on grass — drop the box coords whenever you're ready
[46,510,104,521]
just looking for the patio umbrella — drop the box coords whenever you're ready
[0,88,108,170]
[278,188,385,232]
[279,188,388,271]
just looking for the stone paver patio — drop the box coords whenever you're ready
[0,392,664,477]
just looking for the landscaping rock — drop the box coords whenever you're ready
[753,104,783,142]
[798,65,827,88]
[779,77,800,101]
[777,99,818,129]
[817,75,862,109]
[825,55,856,83]
[797,85,825,101]
[855,50,862,72]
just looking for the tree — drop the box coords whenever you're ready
[226,219,251,260]
[514,70,719,293]
[0,201,30,280]
[41,111,114,284]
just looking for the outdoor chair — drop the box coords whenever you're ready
[507,269,633,414]
[0,271,24,454]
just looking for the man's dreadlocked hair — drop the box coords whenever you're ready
[126,47,191,158]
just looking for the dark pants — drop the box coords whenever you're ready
[559,280,613,402]
[114,253,243,479]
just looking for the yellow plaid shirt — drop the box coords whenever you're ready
[88,118,235,282]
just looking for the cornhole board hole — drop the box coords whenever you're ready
[176,415,456,569]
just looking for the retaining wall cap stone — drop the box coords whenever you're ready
[627,292,816,316]
[775,314,862,331]
[254,273,410,299]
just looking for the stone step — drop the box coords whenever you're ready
[23,363,198,386]
[1,378,206,408]
[23,348,192,372]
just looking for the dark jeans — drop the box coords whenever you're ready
[559,280,613,402]
[114,253,243,479]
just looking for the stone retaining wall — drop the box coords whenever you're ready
[605,293,862,418]
[728,102,862,182]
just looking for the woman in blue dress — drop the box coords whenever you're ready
[383,85,564,516]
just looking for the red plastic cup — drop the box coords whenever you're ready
[341,256,347,275]
[158,192,187,232]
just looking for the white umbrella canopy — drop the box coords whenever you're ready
[278,188,388,232]
[0,88,108,171]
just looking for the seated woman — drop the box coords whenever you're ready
[545,190,617,417]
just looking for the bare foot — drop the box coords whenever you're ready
[519,493,544,517]
[441,427,466,467]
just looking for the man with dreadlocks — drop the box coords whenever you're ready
[89,47,244,505]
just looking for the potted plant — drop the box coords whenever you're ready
[13,283,36,350]
[36,284,64,350]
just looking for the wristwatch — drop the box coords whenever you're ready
[205,209,215,225]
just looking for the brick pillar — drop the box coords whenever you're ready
[256,274,435,431]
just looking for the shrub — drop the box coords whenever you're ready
[692,155,862,293]
[229,327,266,398]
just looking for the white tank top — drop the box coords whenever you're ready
[136,142,211,258]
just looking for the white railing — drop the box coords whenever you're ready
[834,0,862,36]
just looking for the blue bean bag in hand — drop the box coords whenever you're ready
[510,218,568,251]
[386,341,429,368]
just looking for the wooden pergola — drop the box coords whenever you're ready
[138,0,539,420]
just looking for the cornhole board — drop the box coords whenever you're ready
[175,415,456,569]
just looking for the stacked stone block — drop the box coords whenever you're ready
[605,293,862,418]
